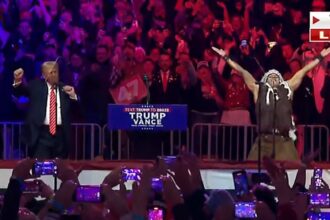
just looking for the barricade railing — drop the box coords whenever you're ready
[102,125,189,160]
[0,122,102,160]
[191,123,257,160]
[191,123,329,161]
[296,125,329,161]
[0,122,27,159]
[1,121,328,161]
[70,123,102,160]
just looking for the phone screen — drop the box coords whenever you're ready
[151,178,163,192]
[313,168,322,179]
[309,193,330,206]
[233,170,249,196]
[313,168,323,189]
[148,207,164,220]
[33,161,57,176]
[306,211,330,220]
[235,202,257,218]
[74,186,103,203]
[122,168,141,181]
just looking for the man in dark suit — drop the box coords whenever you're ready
[150,52,183,104]
[12,61,78,159]
[132,52,183,158]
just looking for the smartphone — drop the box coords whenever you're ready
[306,211,330,220]
[151,178,163,193]
[23,179,41,194]
[313,168,323,179]
[148,207,164,220]
[232,170,249,197]
[73,185,104,203]
[122,168,141,181]
[309,193,330,206]
[32,161,57,176]
[313,168,323,189]
[235,202,257,218]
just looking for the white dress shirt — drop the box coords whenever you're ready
[44,83,62,125]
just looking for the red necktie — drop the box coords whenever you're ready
[49,86,56,135]
[162,72,168,92]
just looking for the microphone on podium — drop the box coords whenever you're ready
[143,74,150,105]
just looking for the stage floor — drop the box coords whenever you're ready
[0,160,329,190]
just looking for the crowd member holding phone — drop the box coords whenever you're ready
[3,154,328,219]
[12,61,78,159]
[0,159,78,220]
[212,46,330,161]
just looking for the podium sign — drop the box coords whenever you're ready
[108,104,187,131]
[109,74,147,104]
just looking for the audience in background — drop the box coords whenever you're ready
[0,0,328,128]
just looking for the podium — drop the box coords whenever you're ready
[108,104,188,131]
[107,104,188,159]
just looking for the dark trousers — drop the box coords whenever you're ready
[31,125,66,159]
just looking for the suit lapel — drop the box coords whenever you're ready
[58,83,66,118]
[40,81,48,121]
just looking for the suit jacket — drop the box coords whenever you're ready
[150,70,183,104]
[13,80,74,155]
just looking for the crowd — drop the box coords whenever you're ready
[0,152,327,219]
[0,0,329,130]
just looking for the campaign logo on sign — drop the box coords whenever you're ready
[310,12,330,42]
[108,104,188,131]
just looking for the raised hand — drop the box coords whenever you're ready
[162,176,183,206]
[211,47,226,57]
[168,157,195,196]
[320,47,330,58]
[12,158,35,180]
[102,183,130,218]
[13,68,24,85]
[62,85,77,99]
[263,156,293,205]
[52,180,77,209]
[55,159,79,184]
[132,166,152,217]
[102,166,123,188]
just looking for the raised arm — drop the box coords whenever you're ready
[212,47,258,94]
[12,68,24,87]
[288,47,330,91]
